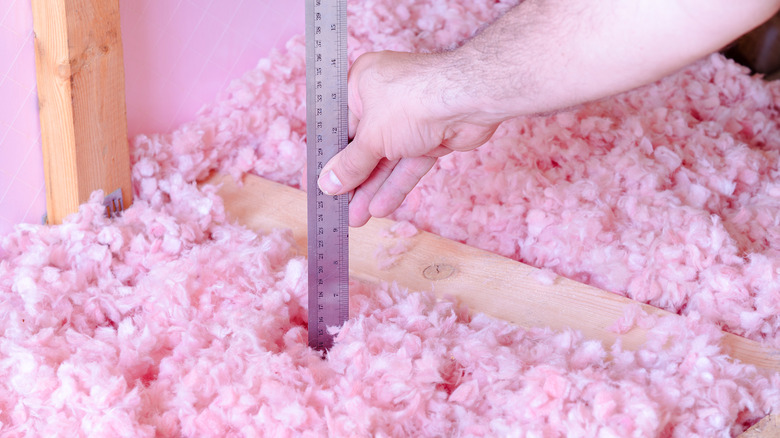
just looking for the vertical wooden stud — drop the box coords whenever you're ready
[31,0,132,224]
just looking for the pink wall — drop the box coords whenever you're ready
[0,0,303,236]
[120,0,304,138]
[0,0,43,235]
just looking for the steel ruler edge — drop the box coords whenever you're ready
[306,0,350,352]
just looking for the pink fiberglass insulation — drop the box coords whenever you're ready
[1,0,780,435]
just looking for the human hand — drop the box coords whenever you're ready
[317,0,780,228]
[317,51,501,227]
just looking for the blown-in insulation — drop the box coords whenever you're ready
[1,1,779,436]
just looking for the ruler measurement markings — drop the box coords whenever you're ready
[307,0,349,352]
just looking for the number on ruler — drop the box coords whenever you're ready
[307,0,349,352]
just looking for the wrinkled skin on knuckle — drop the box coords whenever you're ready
[442,122,500,152]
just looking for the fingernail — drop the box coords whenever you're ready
[318,170,342,195]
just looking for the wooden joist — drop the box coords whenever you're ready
[32,0,132,224]
[210,172,779,436]
[206,173,780,374]
[741,414,780,437]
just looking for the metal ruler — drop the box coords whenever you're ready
[306,0,349,352]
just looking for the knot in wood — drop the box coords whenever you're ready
[423,263,456,281]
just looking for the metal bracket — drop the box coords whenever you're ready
[103,188,124,218]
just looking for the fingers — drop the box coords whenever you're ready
[426,145,454,158]
[348,158,397,227]
[348,108,358,139]
[317,134,381,196]
[348,189,373,228]
[368,156,437,219]
[348,156,437,227]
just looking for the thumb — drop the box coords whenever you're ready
[318,136,381,196]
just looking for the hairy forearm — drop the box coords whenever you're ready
[321,0,779,224]
[438,0,780,122]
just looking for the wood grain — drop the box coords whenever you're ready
[739,414,780,438]
[32,0,132,224]
[205,173,780,374]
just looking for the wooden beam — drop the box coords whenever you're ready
[32,0,132,224]
[739,414,780,437]
[205,173,780,374]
